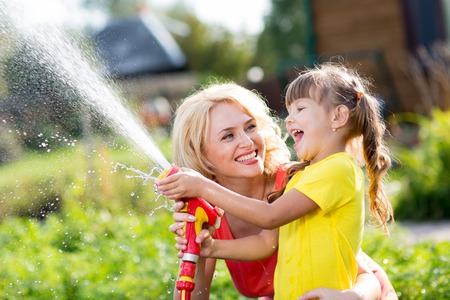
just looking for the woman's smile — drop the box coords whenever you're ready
[235,150,259,164]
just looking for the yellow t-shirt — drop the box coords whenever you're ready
[274,152,365,299]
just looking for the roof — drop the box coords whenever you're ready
[91,14,187,78]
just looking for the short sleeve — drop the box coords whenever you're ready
[290,156,361,214]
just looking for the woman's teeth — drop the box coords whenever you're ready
[236,152,257,162]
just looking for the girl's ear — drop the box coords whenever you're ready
[331,105,349,130]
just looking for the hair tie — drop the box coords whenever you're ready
[356,91,363,101]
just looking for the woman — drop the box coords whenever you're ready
[167,82,396,299]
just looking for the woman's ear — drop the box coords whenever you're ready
[331,105,349,130]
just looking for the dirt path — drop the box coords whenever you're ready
[395,221,450,243]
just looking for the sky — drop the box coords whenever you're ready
[18,0,271,35]
[151,0,271,34]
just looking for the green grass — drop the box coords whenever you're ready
[0,201,245,299]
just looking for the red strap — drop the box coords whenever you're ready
[274,164,289,190]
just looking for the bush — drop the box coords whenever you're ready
[0,203,178,298]
[363,227,450,299]
[0,138,168,220]
[0,199,247,299]
[389,109,450,220]
[1,208,449,298]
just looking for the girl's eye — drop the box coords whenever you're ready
[297,107,304,112]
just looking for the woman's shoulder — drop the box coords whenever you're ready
[274,163,294,190]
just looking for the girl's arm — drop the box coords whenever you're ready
[169,201,277,260]
[204,228,278,261]
[173,224,278,261]
[158,169,318,229]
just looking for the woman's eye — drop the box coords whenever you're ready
[246,124,257,131]
[222,133,233,140]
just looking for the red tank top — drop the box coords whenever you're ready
[212,166,287,298]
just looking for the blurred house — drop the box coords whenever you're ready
[90,12,197,127]
[274,0,449,115]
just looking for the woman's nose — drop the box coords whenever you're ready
[239,132,254,147]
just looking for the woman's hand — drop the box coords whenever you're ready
[169,200,216,258]
[169,201,191,258]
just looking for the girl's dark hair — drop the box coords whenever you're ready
[271,62,393,234]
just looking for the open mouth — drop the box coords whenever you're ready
[291,129,304,143]
[235,150,258,162]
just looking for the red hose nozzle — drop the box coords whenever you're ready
[160,164,223,299]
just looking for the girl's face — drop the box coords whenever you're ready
[204,102,266,182]
[285,97,334,162]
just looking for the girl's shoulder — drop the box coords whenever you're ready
[315,152,356,170]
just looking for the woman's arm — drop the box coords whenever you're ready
[173,257,217,300]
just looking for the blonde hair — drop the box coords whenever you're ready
[285,63,393,234]
[172,81,291,181]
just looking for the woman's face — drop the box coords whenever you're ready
[204,101,266,182]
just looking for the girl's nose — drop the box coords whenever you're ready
[285,114,293,125]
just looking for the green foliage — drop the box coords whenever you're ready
[389,109,450,220]
[362,228,450,299]
[81,0,142,17]
[0,208,246,299]
[0,204,180,298]
[255,0,308,74]
[172,12,255,82]
[1,211,449,298]
[0,138,170,220]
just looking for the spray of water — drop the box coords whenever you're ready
[0,0,172,172]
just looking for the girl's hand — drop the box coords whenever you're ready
[194,228,215,258]
[157,168,208,200]
[171,226,215,258]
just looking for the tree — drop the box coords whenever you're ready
[170,12,255,81]
[81,0,142,17]
[255,0,308,75]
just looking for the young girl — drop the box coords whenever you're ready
[158,63,394,298]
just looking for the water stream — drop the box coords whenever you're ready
[0,0,171,172]
[0,2,186,296]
